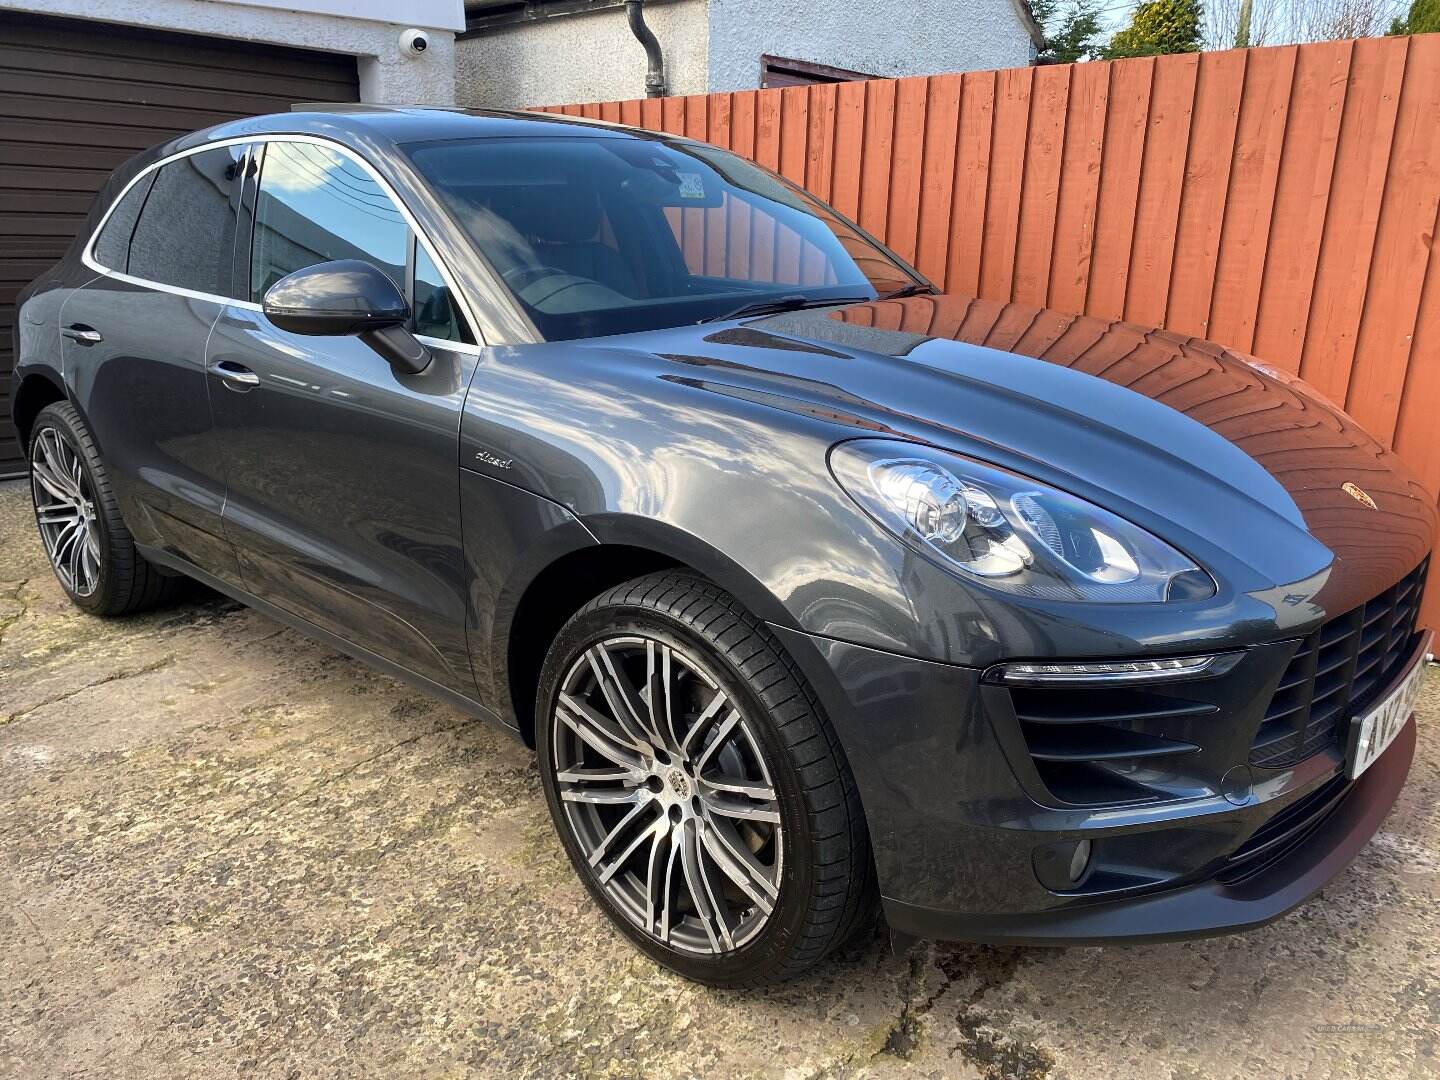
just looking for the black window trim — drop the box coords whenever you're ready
[82,133,485,354]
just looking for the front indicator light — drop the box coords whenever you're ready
[988,654,1238,685]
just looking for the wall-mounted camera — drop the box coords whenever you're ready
[399,29,430,56]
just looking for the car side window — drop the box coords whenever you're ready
[251,141,408,302]
[127,145,244,298]
[412,243,472,344]
[91,172,156,273]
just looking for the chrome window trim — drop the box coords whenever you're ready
[80,133,487,353]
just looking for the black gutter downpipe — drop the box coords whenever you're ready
[624,0,666,98]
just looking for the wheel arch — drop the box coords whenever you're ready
[500,515,803,748]
[12,371,68,455]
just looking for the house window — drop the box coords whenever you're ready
[759,55,874,89]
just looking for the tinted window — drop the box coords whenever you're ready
[251,141,407,301]
[407,136,922,341]
[128,145,243,297]
[92,172,156,272]
[413,243,471,343]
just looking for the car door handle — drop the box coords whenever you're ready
[61,324,102,345]
[210,360,261,391]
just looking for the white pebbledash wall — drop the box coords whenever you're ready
[457,0,711,110]
[705,0,1035,92]
[5,0,464,104]
[457,0,1037,110]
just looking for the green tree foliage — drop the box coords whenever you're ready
[1388,0,1440,34]
[1102,0,1204,58]
[1031,0,1106,63]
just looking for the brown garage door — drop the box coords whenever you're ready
[0,12,360,477]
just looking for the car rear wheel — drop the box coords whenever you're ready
[536,571,876,986]
[28,402,181,616]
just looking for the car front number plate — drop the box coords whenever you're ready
[1346,650,1426,779]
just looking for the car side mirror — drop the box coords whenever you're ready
[262,259,430,375]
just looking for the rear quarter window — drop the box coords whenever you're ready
[90,172,156,273]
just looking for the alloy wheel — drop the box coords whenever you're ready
[550,635,784,955]
[30,427,102,597]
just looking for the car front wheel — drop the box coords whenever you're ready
[536,571,876,986]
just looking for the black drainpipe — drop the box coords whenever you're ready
[624,0,666,98]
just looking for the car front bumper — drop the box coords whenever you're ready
[771,623,1424,947]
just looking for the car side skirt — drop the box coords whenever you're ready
[136,542,519,740]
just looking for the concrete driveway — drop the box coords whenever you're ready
[1,477,1437,1079]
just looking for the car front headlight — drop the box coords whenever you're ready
[830,439,1214,603]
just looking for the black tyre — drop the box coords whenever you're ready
[28,401,181,616]
[535,571,876,986]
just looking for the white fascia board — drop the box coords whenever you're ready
[220,0,465,31]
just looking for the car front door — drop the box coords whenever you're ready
[60,142,252,583]
[208,137,481,695]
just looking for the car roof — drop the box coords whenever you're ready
[184,104,663,152]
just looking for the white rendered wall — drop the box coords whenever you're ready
[456,0,709,109]
[706,0,1035,91]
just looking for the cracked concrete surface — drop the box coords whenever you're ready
[1,477,1437,1079]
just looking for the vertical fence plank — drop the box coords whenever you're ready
[859,78,897,241]
[755,87,782,172]
[1013,64,1071,308]
[1166,48,1245,338]
[1207,45,1296,353]
[708,91,733,148]
[679,96,709,271]
[684,94,707,140]
[980,66,1033,301]
[1300,36,1407,404]
[728,92,757,280]
[886,76,930,267]
[1048,60,1110,315]
[830,80,867,221]
[777,87,809,278]
[1347,35,1440,445]
[947,69,995,297]
[805,83,838,204]
[706,93,734,277]
[1251,39,1352,372]
[661,95,686,133]
[753,90,783,278]
[915,73,962,288]
[1088,56,1155,320]
[731,91,756,158]
[779,86,809,185]
[1126,52,1199,327]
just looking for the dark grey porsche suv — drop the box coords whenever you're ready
[13,106,1436,986]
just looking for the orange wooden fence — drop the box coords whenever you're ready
[540,35,1440,626]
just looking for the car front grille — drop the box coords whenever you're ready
[1249,560,1427,769]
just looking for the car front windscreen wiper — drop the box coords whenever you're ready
[874,283,936,301]
[696,293,871,325]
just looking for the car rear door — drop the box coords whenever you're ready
[208,137,482,695]
[60,142,252,583]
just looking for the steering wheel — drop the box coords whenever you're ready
[502,264,573,291]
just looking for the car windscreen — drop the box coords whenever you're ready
[404,135,923,341]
